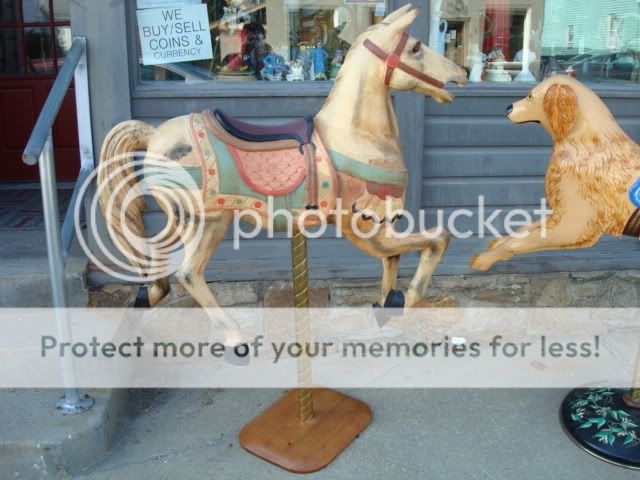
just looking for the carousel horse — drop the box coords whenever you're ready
[471,75,640,271]
[98,5,467,343]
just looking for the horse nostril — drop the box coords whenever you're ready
[506,104,514,115]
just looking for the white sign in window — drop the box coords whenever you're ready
[137,4,213,65]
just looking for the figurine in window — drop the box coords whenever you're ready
[250,30,271,77]
[297,43,314,80]
[221,22,264,76]
[311,40,329,80]
[467,44,485,82]
[329,49,344,79]
[260,47,287,81]
[286,60,305,81]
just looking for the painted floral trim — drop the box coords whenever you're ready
[569,388,640,447]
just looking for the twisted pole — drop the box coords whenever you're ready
[291,227,315,422]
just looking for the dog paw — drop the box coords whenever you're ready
[470,252,496,271]
[488,237,506,250]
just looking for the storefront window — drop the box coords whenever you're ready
[135,0,387,83]
[430,0,640,84]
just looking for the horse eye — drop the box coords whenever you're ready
[412,42,421,54]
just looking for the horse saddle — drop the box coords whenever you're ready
[213,109,314,146]
[204,110,318,205]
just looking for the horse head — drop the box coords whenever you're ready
[352,5,467,103]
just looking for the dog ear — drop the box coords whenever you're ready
[543,84,578,142]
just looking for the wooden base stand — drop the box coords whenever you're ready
[239,388,372,473]
[240,231,371,473]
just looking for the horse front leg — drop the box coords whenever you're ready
[343,220,451,308]
[379,255,400,304]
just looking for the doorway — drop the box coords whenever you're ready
[0,0,79,181]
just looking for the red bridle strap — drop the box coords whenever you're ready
[363,32,445,89]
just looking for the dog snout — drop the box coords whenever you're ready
[506,104,514,115]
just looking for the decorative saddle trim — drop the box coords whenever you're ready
[328,149,408,187]
[186,112,337,228]
[203,110,318,205]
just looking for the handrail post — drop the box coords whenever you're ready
[61,37,94,259]
[39,131,94,414]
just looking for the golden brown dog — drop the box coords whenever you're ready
[471,75,640,271]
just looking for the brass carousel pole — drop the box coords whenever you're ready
[290,228,315,422]
[239,226,371,473]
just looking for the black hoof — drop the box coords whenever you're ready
[305,204,319,210]
[372,290,405,327]
[372,302,393,328]
[384,289,405,309]
[133,286,150,308]
[224,343,250,366]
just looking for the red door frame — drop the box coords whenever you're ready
[0,0,79,181]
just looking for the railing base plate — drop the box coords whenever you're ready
[56,393,95,415]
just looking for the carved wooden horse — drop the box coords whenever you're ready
[98,6,467,342]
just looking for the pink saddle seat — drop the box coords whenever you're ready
[227,145,308,196]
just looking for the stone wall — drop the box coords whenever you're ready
[89,271,640,308]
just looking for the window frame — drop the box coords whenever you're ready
[126,0,640,100]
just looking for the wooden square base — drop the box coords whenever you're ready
[239,388,372,473]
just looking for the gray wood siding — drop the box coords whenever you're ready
[87,0,640,284]
[422,86,640,274]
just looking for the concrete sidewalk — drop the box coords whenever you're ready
[0,389,126,479]
[77,388,639,480]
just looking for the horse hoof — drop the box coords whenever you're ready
[371,291,405,327]
[133,286,150,308]
[224,343,250,366]
[372,303,393,327]
[384,289,405,309]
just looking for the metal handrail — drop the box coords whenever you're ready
[23,37,86,166]
[21,36,95,414]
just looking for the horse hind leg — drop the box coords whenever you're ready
[146,197,179,307]
[174,211,243,344]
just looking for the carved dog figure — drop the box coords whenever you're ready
[471,75,640,271]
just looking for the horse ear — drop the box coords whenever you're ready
[543,84,578,142]
[388,7,420,35]
[382,4,412,25]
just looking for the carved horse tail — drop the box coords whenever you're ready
[98,121,170,305]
